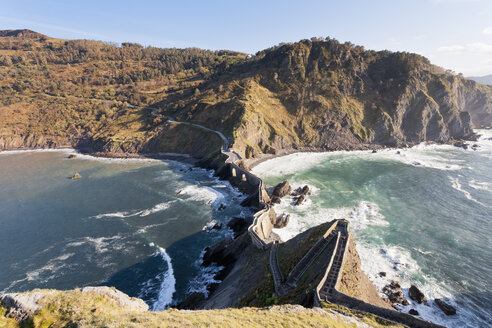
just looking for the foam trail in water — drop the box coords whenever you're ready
[151,247,176,311]
[449,176,488,208]
[91,200,175,219]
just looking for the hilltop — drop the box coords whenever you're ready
[0,30,491,162]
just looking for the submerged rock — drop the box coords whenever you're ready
[409,285,426,304]
[435,298,456,315]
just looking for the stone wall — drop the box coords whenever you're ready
[220,163,273,248]
[314,222,445,328]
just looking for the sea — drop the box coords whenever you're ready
[0,130,491,328]
[0,150,248,310]
[251,129,492,328]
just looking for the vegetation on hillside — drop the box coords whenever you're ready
[1,30,491,159]
[0,288,403,328]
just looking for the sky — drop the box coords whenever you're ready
[1,0,491,76]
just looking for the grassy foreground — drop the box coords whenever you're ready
[0,288,404,328]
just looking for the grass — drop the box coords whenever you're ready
[0,289,393,328]
[321,303,404,328]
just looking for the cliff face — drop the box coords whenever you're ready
[169,39,490,158]
[0,32,491,159]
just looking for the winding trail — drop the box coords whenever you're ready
[42,92,242,162]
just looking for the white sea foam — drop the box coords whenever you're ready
[252,143,467,178]
[272,200,387,242]
[78,236,122,253]
[449,176,488,207]
[469,179,492,193]
[151,247,176,311]
[139,201,176,216]
[178,184,221,204]
[186,249,224,297]
[0,148,74,156]
[355,241,457,327]
[91,200,176,219]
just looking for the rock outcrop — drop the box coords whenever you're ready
[409,285,426,304]
[0,287,148,322]
[435,298,456,315]
[382,281,410,306]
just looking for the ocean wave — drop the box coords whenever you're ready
[469,179,492,193]
[186,249,224,297]
[0,148,74,156]
[449,176,488,208]
[90,200,176,219]
[67,236,122,253]
[355,241,458,327]
[272,200,387,242]
[151,247,176,311]
[252,143,468,178]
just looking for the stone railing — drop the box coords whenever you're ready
[221,161,272,249]
[314,221,446,328]
[284,221,340,288]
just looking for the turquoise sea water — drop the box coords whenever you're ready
[0,150,246,309]
[252,130,492,327]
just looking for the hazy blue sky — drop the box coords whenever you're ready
[1,0,491,75]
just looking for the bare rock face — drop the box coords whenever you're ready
[409,285,426,304]
[0,287,148,322]
[435,298,456,315]
[272,181,291,198]
[0,290,54,322]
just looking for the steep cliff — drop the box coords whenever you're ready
[162,39,492,158]
[1,32,491,159]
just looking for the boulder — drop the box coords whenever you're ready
[435,299,456,315]
[0,290,53,322]
[274,214,290,228]
[68,154,77,159]
[372,150,377,153]
[409,285,426,304]
[379,272,386,277]
[382,281,409,305]
[409,309,419,316]
[453,140,468,150]
[218,203,227,211]
[272,181,291,198]
[292,185,310,197]
[71,173,82,179]
[271,196,281,204]
[294,195,305,206]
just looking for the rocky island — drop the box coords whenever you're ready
[1,29,491,328]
